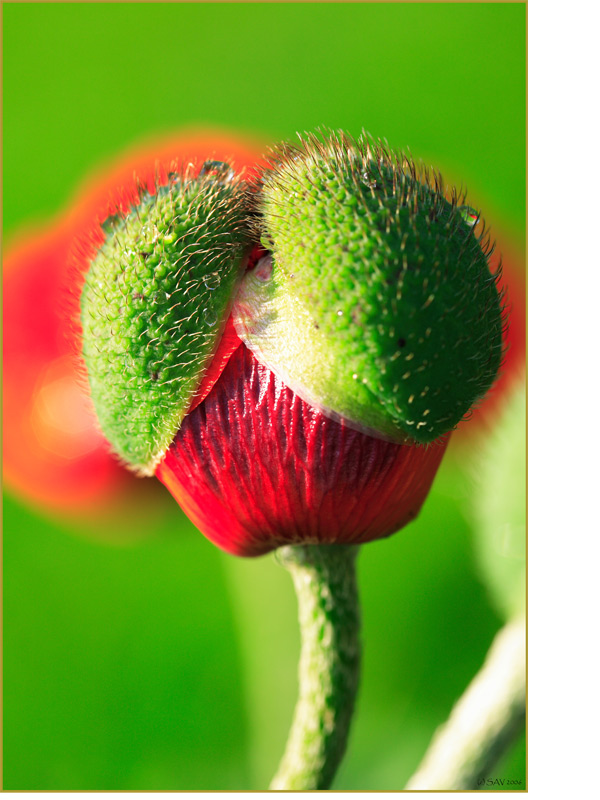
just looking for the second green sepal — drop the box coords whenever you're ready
[234,131,504,444]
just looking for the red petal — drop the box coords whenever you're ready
[156,345,449,557]
[186,316,243,415]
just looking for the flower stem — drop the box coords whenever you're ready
[405,616,526,790]
[270,544,361,790]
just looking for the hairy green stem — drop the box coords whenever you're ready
[405,616,526,791]
[270,544,361,790]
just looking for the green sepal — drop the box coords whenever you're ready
[81,164,252,474]
[235,131,504,443]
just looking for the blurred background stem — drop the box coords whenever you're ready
[405,615,526,790]
[270,544,361,790]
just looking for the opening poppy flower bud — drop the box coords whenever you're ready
[234,131,504,444]
[80,161,253,474]
[156,343,450,556]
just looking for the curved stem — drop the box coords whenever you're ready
[405,616,526,791]
[270,544,361,791]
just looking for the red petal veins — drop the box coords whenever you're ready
[156,345,449,557]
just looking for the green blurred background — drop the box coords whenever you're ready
[3,2,526,790]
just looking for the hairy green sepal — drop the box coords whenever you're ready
[235,133,503,443]
[81,166,251,474]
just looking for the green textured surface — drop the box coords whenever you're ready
[81,168,251,472]
[237,133,503,443]
[4,1,525,791]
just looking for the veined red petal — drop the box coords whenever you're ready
[156,345,449,557]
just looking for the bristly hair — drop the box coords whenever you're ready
[253,127,498,263]
[66,156,250,378]
[252,126,508,349]
[248,128,509,443]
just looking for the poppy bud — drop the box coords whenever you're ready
[79,131,503,558]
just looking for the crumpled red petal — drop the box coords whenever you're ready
[156,344,449,557]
